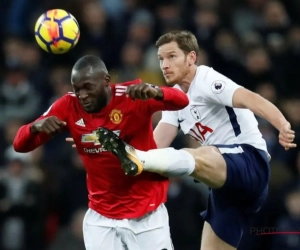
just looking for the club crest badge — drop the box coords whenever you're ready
[190,106,201,121]
[109,109,123,124]
[211,80,226,94]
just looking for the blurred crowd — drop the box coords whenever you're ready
[0,0,300,249]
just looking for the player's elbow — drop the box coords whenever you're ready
[180,94,189,108]
[13,135,28,153]
[13,139,25,152]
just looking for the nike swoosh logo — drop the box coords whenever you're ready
[178,119,185,123]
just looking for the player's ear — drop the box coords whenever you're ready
[188,51,197,65]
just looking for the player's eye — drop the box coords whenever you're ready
[84,83,93,90]
[170,55,176,59]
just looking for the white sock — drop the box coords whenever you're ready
[135,148,195,177]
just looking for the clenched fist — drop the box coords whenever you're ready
[126,83,163,101]
[30,116,67,136]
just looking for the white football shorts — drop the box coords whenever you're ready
[83,203,174,250]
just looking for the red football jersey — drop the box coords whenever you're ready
[13,79,189,219]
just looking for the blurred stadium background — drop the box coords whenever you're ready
[1,0,300,249]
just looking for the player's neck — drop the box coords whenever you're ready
[178,65,197,93]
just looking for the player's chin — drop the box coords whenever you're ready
[164,76,177,85]
[83,106,96,113]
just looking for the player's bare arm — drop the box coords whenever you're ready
[126,82,163,100]
[232,87,296,150]
[154,122,178,148]
[31,116,67,136]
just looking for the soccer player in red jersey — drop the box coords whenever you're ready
[13,55,189,250]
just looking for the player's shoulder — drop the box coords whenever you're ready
[197,65,213,80]
[61,92,78,102]
[195,66,225,90]
[188,66,210,91]
[198,65,228,83]
[42,92,78,117]
[113,79,142,97]
[65,92,77,98]
[53,92,80,107]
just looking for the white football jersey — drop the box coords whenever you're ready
[160,66,269,155]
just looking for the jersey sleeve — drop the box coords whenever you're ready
[13,95,70,153]
[201,67,242,107]
[138,86,189,115]
[159,110,179,127]
[117,80,188,118]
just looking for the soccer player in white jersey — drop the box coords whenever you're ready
[87,31,296,250]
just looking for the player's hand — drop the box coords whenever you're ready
[30,116,66,136]
[66,137,76,148]
[126,83,163,100]
[279,122,297,150]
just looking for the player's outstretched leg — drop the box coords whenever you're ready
[97,127,143,176]
[97,128,226,188]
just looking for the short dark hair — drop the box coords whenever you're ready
[156,30,200,58]
[73,55,108,73]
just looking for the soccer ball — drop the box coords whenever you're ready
[34,9,80,54]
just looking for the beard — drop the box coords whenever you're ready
[83,94,108,113]
[164,66,190,85]
[94,94,108,112]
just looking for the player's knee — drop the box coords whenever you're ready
[190,146,227,188]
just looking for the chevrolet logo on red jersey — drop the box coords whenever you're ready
[82,130,121,146]
[81,131,100,145]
